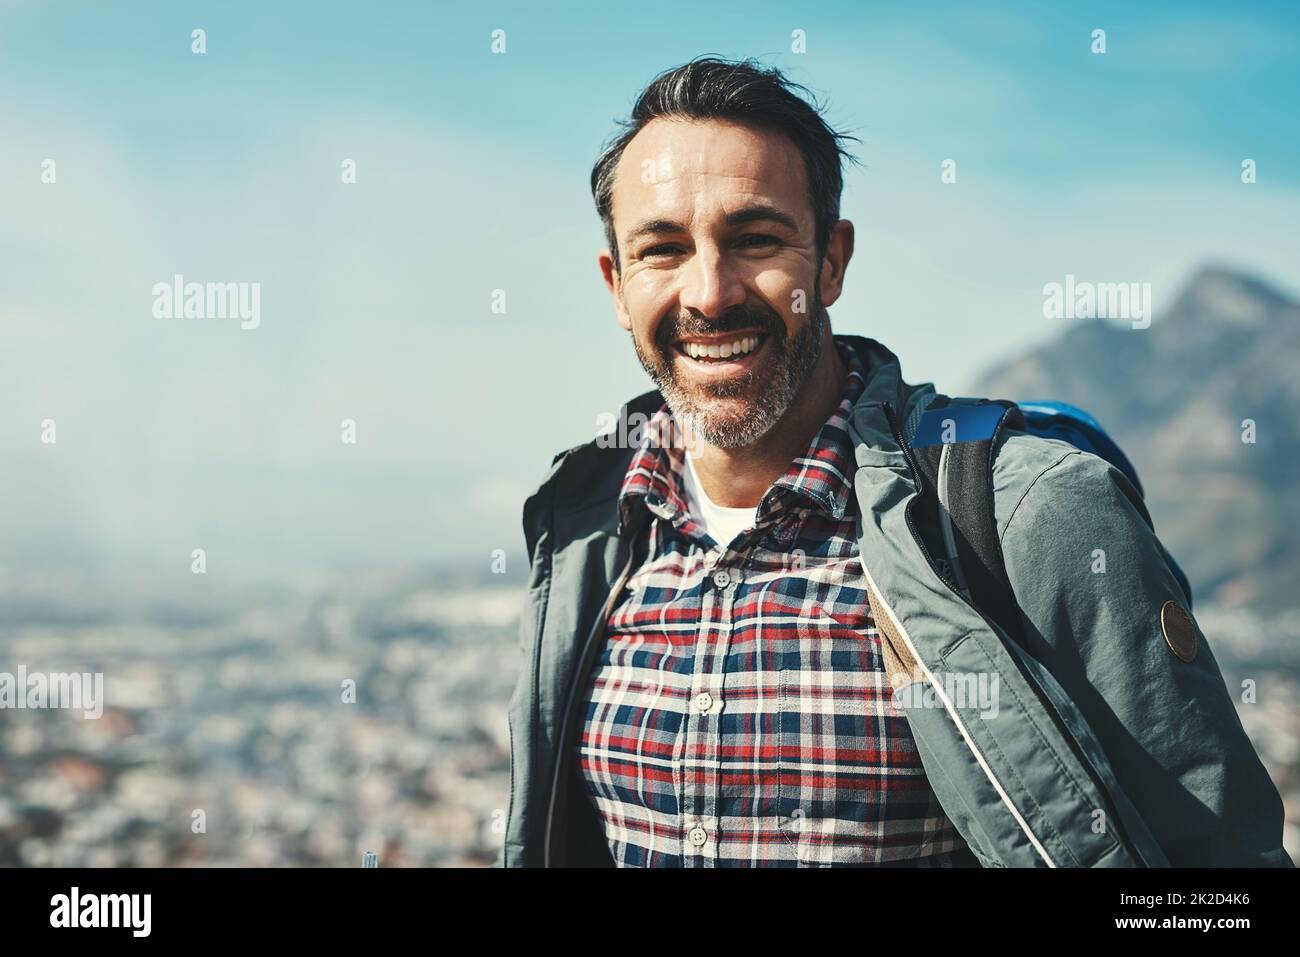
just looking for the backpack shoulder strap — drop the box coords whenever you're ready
[909,396,1030,648]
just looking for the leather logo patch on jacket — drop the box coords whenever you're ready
[1160,600,1199,663]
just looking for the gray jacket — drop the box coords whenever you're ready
[501,334,1291,867]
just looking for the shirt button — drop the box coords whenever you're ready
[711,569,731,589]
[688,825,708,847]
[694,691,714,714]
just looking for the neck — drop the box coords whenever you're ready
[683,330,847,508]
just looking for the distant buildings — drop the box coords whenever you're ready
[1,583,1295,866]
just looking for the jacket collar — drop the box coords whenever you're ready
[842,335,936,456]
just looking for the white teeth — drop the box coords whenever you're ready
[682,335,761,360]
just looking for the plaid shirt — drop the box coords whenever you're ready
[578,340,976,867]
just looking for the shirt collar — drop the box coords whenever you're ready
[616,338,868,537]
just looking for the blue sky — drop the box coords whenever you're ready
[2,1,1297,583]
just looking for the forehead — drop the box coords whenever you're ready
[610,118,809,230]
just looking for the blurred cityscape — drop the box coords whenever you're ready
[0,567,521,867]
[0,571,1296,867]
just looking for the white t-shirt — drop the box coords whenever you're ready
[681,451,758,549]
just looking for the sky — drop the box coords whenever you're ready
[2,0,1298,587]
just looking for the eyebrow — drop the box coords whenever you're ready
[624,204,801,245]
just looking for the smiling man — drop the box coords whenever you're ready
[501,57,1290,868]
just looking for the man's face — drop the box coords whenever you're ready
[600,118,841,449]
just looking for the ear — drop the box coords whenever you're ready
[599,248,632,332]
[817,219,855,308]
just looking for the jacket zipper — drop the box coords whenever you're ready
[543,544,638,866]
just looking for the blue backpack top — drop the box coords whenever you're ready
[904,395,1193,651]
[1016,401,1146,498]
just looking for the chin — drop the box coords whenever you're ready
[690,406,777,448]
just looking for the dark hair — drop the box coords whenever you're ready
[591,56,860,275]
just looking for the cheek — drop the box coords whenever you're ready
[623,271,676,337]
[753,267,811,328]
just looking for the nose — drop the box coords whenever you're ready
[676,242,747,320]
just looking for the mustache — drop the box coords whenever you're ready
[655,303,784,348]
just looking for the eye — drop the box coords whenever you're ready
[738,234,780,249]
[641,243,684,258]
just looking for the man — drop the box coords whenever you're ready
[501,56,1291,867]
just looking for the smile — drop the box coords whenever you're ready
[673,332,768,365]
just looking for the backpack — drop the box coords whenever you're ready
[905,396,1194,651]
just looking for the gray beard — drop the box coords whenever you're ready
[632,299,828,451]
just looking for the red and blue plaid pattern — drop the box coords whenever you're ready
[578,341,976,867]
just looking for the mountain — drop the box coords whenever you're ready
[971,266,1300,612]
